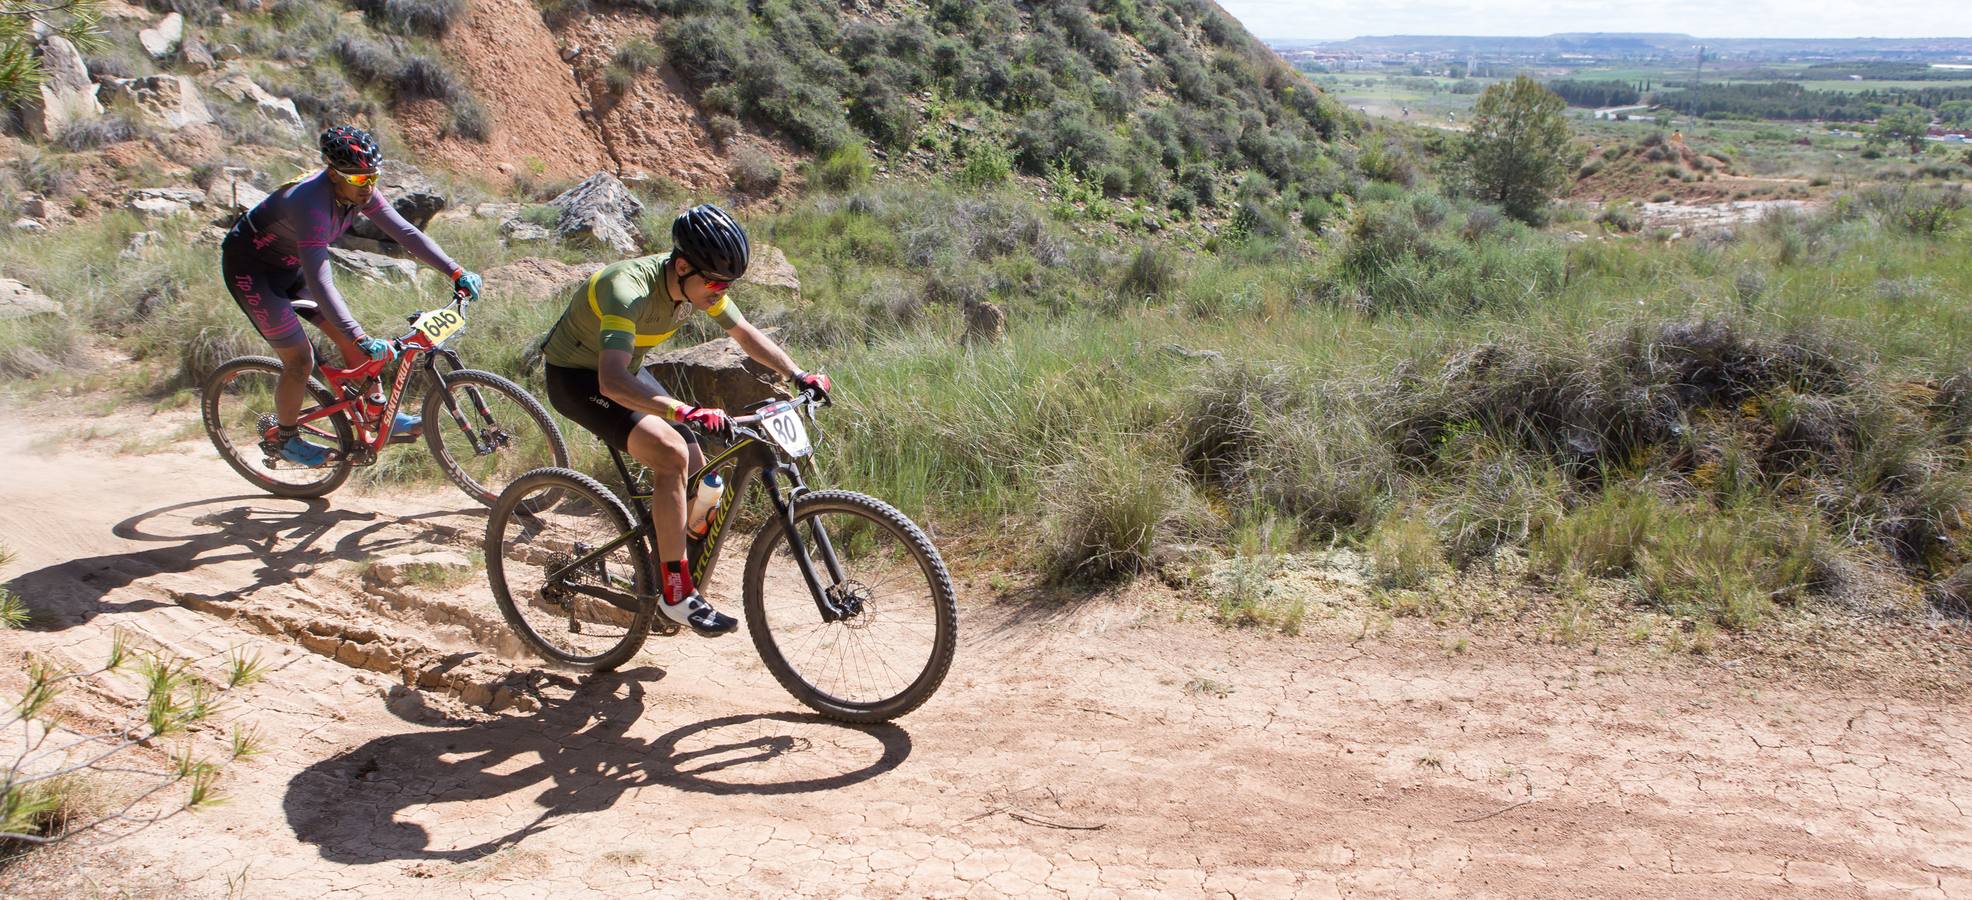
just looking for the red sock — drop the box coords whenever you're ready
[662,560,695,605]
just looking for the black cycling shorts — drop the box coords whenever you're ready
[544,363,694,453]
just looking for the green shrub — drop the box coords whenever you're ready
[1042,441,1203,583]
[606,39,664,95]
[1368,512,1446,588]
[353,0,463,36]
[807,145,873,192]
[729,147,783,195]
[1119,243,1183,301]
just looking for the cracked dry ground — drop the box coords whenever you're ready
[4,407,1972,898]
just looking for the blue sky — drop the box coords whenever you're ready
[1214,0,1972,41]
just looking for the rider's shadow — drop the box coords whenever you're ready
[283,668,913,865]
[7,495,486,630]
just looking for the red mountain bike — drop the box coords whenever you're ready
[200,293,567,503]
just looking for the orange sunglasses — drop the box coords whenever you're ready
[329,168,381,187]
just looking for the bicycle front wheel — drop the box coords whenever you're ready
[424,369,569,509]
[201,356,354,498]
[742,490,958,723]
[485,467,653,672]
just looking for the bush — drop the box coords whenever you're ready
[729,147,783,194]
[1368,513,1446,588]
[1119,243,1182,301]
[955,139,1014,189]
[606,39,664,95]
[808,144,873,192]
[394,55,464,103]
[1043,441,1203,583]
[55,115,138,151]
[353,0,463,36]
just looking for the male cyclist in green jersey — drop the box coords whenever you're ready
[539,204,832,636]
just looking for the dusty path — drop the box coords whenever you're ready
[3,405,1972,898]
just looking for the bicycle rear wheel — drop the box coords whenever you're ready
[485,467,653,672]
[742,490,958,723]
[423,369,569,509]
[201,356,354,498]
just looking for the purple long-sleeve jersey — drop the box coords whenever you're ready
[231,170,461,340]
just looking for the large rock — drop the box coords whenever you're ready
[139,12,184,60]
[339,164,448,255]
[734,244,801,305]
[102,75,214,131]
[206,172,268,212]
[126,187,206,219]
[23,36,102,139]
[180,37,216,72]
[328,248,418,283]
[549,173,643,256]
[209,73,302,137]
[481,257,602,302]
[0,280,62,321]
[645,329,790,414]
[499,219,552,243]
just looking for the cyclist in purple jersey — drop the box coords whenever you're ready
[220,125,483,467]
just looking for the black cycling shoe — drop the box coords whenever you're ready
[658,591,738,637]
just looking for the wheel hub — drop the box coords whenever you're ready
[829,580,874,627]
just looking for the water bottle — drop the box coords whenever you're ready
[687,473,725,539]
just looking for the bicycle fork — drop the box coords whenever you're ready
[760,464,854,623]
[425,350,506,455]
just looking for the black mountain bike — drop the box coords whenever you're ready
[483,388,957,723]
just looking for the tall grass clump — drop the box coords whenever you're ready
[1041,439,1205,583]
[1323,196,1565,316]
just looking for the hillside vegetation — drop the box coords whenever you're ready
[2,1,1970,652]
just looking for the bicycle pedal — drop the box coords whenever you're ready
[649,617,681,636]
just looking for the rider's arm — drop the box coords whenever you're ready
[697,293,801,379]
[295,204,370,342]
[597,350,689,418]
[360,190,465,281]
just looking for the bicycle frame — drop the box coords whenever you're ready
[284,300,483,464]
[544,396,854,625]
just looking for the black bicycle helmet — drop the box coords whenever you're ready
[320,124,383,171]
[671,203,749,281]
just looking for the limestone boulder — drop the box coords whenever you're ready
[732,244,801,306]
[209,73,303,138]
[126,187,207,219]
[645,329,790,415]
[205,167,269,212]
[329,248,418,283]
[22,36,102,140]
[481,257,602,302]
[102,75,214,131]
[499,219,552,243]
[181,37,216,72]
[0,280,62,321]
[139,12,184,60]
[549,173,643,256]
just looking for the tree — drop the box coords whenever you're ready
[1462,75,1574,225]
[1872,106,1933,155]
[1,1,102,106]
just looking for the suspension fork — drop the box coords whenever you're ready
[425,349,499,452]
[760,463,850,623]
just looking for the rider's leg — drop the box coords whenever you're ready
[627,416,736,635]
[270,339,315,427]
[628,416,691,565]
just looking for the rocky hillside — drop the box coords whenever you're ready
[5,0,1352,235]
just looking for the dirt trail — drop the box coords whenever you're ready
[3,406,1971,898]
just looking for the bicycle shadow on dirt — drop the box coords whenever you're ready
[283,666,912,865]
[8,494,484,631]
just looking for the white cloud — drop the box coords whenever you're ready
[1216,0,1972,40]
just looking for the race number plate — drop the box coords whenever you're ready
[412,307,467,346]
[761,406,813,458]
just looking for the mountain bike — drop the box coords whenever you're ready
[483,388,957,723]
[201,292,568,504]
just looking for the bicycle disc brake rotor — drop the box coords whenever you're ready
[827,580,875,627]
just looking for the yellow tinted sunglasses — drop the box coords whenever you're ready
[329,168,381,187]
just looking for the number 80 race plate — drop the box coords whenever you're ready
[761,405,813,458]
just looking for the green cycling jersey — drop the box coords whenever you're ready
[540,252,746,371]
